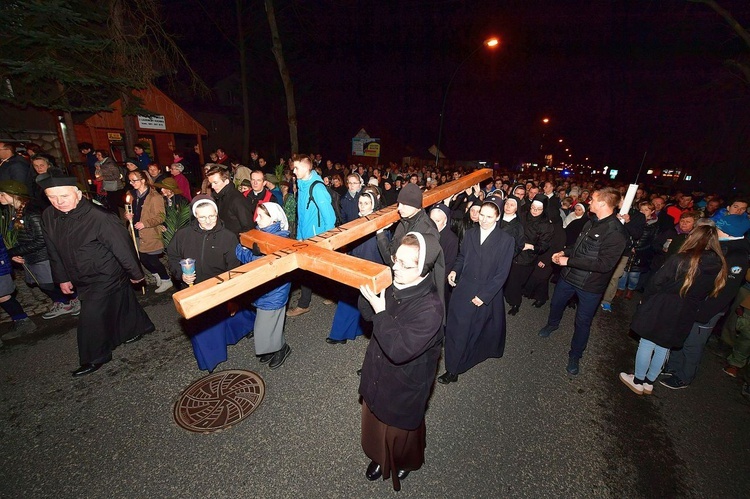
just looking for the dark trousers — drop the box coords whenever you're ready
[505,263,535,307]
[546,278,602,360]
[140,252,169,279]
[298,285,313,308]
[666,312,724,384]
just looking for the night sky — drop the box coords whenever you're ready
[164,0,750,181]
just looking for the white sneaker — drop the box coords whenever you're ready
[155,279,174,294]
[642,382,654,395]
[42,302,74,320]
[68,298,81,316]
[152,273,162,287]
[619,372,644,395]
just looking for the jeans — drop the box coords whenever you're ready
[617,271,641,291]
[547,278,603,360]
[634,338,669,382]
[666,312,724,384]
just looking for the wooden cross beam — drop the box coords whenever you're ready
[173,168,493,319]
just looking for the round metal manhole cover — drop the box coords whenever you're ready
[173,370,265,433]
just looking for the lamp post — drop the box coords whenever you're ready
[434,37,499,168]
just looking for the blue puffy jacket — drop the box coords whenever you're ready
[235,222,291,310]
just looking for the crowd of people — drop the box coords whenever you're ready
[1,140,749,491]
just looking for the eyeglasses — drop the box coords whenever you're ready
[129,179,142,184]
[391,255,418,270]
[347,181,361,185]
[196,215,218,221]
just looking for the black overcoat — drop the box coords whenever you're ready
[630,250,723,348]
[358,277,444,430]
[444,224,515,374]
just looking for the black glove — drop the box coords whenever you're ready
[251,243,264,257]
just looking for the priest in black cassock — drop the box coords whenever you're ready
[39,172,154,377]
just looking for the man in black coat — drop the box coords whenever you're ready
[539,187,629,375]
[0,142,32,193]
[40,174,154,377]
[377,184,445,308]
[206,165,254,235]
[246,169,279,228]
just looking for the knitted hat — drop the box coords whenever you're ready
[715,214,750,237]
[190,194,218,218]
[153,177,183,195]
[0,180,29,197]
[397,183,422,209]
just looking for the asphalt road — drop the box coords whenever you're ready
[1,283,748,498]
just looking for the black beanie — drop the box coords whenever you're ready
[397,183,422,209]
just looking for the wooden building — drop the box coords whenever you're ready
[73,86,207,166]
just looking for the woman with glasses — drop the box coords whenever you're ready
[358,232,444,491]
[167,195,255,372]
[438,199,516,384]
[124,170,172,294]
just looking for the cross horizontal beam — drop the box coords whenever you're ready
[173,168,492,319]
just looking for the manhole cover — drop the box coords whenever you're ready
[173,370,265,433]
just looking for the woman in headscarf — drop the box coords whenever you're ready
[563,202,586,228]
[358,232,444,492]
[505,194,553,315]
[168,162,193,202]
[167,196,255,372]
[499,195,524,256]
[236,203,293,369]
[438,199,515,384]
[326,191,386,344]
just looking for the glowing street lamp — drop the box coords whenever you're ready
[435,37,500,167]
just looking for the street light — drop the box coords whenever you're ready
[434,37,500,167]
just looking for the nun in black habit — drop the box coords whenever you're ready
[438,199,515,384]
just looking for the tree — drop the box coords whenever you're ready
[689,0,750,86]
[265,0,299,154]
[0,0,207,159]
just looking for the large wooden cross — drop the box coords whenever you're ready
[173,169,492,319]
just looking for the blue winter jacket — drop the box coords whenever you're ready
[296,171,336,240]
[235,222,291,310]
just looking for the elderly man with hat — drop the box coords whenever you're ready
[377,183,445,307]
[39,172,154,376]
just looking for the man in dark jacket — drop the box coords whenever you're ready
[539,187,629,375]
[246,169,279,227]
[377,183,445,308]
[40,174,154,377]
[0,142,32,193]
[661,215,750,389]
[206,165,254,235]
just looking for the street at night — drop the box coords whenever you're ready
[1,286,748,497]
